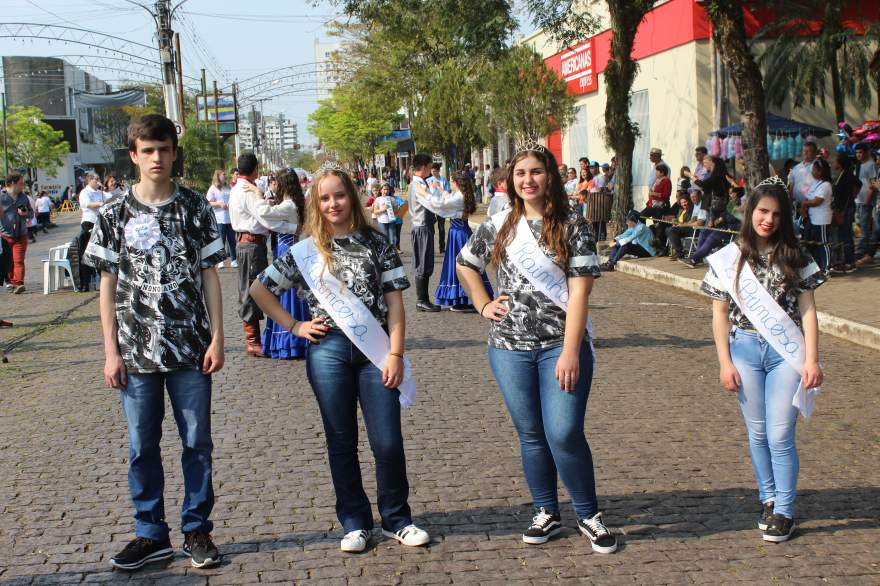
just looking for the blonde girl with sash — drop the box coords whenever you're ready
[249,166,430,553]
[702,177,826,543]
[456,144,617,553]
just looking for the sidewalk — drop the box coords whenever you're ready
[469,205,880,351]
[601,253,880,350]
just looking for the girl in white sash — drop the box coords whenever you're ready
[249,166,430,553]
[456,143,617,553]
[702,177,826,543]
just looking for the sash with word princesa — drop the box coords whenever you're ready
[291,237,416,407]
[706,242,819,419]
[490,210,595,348]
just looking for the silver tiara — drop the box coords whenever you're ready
[514,136,547,156]
[756,175,786,189]
[317,159,346,174]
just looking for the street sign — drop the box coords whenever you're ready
[374,154,386,168]
[173,119,185,137]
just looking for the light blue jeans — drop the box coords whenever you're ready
[488,341,599,519]
[729,329,801,519]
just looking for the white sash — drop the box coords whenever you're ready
[706,243,818,419]
[490,210,595,347]
[291,237,416,407]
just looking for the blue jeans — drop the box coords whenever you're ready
[378,222,399,249]
[488,341,599,519]
[729,329,801,518]
[855,203,875,257]
[218,222,237,262]
[121,370,214,540]
[306,330,412,532]
[692,229,731,263]
[607,242,650,266]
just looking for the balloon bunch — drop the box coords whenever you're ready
[836,120,880,155]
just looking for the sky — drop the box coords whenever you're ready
[0,0,535,147]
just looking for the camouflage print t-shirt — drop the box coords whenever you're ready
[84,185,226,373]
[457,211,601,351]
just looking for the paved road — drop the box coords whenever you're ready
[1,217,878,585]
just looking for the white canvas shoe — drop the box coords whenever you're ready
[230,260,239,268]
[340,529,369,553]
[382,524,430,547]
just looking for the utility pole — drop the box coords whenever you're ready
[155,0,182,128]
[174,32,185,120]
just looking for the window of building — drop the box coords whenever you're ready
[568,105,588,168]
[630,89,650,187]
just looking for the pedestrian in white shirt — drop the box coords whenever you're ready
[78,172,105,291]
[35,190,53,233]
[800,158,833,272]
[787,141,818,203]
[206,169,237,269]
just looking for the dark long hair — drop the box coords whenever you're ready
[812,158,832,183]
[275,170,306,232]
[451,170,476,216]
[491,148,572,268]
[735,183,806,292]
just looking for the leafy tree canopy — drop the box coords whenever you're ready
[1,105,70,180]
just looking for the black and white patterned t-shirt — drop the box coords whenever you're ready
[457,211,601,351]
[84,185,226,373]
[701,246,826,330]
[258,229,409,329]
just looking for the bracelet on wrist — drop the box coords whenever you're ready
[389,351,404,359]
[288,319,299,334]
[480,301,491,317]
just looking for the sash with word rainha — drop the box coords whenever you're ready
[706,242,819,419]
[490,210,595,346]
[291,237,416,407]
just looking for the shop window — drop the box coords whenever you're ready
[630,89,650,187]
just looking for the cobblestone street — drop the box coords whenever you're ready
[1,217,878,584]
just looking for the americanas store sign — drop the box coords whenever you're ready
[545,40,597,95]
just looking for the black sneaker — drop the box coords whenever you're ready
[522,507,562,544]
[577,512,618,553]
[109,537,174,570]
[758,501,775,531]
[183,531,221,568]
[600,262,614,272]
[762,514,795,543]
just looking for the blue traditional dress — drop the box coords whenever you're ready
[260,204,311,358]
[428,190,493,306]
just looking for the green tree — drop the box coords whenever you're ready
[525,0,654,233]
[485,45,577,143]
[287,149,318,171]
[0,106,70,187]
[756,0,878,124]
[179,116,228,193]
[704,0,770,189]
[415,61,492,166]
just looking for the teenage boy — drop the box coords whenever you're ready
[84,114,226,570]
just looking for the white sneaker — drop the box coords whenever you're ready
[216,261,225,269]
[230,260,239,268]
[382,524,430,547]
[340,529,370,553]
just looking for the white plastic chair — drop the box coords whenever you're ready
[42,244,77,294]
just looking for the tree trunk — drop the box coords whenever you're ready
[825,2,845,123]
[706,0,770,190]
[603,0,651,237]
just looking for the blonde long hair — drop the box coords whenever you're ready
[211,169,226,188]
[305,169,375,273]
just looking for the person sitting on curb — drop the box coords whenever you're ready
[600,210,656,271]
[666,186,709,260]
[680,210,742,268]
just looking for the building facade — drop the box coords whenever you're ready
[481,0,879,205]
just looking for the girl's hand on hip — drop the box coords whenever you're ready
[481,295,509,321]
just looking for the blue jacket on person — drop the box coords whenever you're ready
[614,221,657,256]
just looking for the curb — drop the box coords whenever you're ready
[608,257,880,352]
